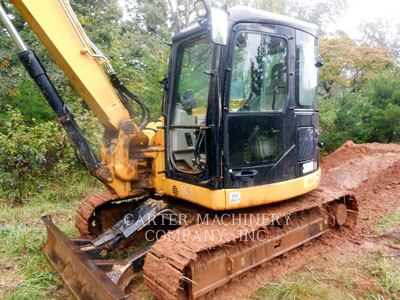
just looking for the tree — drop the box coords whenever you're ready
[115,0,170,119]
[285,0,348,37]
[319,36,395,96]
[320,67,400,152]
[0,0,126,122]
[358,18,400,64]
[0,2,57,123]
[365,69,400,143]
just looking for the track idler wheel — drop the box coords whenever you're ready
[329,203,348,226]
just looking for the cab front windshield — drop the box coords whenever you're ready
[228,32,288,168]
[169,37,212,173]
[230,32,288,112]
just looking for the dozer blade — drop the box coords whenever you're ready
[41,216,148,300]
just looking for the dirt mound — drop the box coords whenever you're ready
[321,140,400,171]
[321,141,400,190]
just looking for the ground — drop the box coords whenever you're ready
[0,174,103,300]
[1,141,400,299]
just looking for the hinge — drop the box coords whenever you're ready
[203,69,215,76]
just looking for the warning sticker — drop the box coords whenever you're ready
[229,192,241,204]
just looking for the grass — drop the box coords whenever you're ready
[248,210,400,300]
[374,210,400,236]
[0,171,103,299]
[249,255,400,300]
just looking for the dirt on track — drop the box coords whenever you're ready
[144,141,400,300]
[206,141,400,299]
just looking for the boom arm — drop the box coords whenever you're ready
[11,0,129,131]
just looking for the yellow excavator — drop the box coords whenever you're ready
[1,0,357,299]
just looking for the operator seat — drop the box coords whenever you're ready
[264,62,287,110]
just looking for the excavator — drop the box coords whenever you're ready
[0,0,358,299]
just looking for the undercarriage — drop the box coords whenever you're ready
[41,186,357,300]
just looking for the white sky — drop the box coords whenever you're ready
[118,0,400,39]
[336,0,400,39]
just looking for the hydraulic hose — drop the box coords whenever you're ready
[109,74,151,129]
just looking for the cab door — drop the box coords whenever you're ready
[165,32,216,187]
[223,23,297,188]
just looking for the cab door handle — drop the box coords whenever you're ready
[231,169,258,179]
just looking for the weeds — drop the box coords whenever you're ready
[374,210,400,235]
[249,210,400,300]
[0,173,102,299]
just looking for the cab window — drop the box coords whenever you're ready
[227,32,288,168]
[229,32,288,112]
[296,31,318,108]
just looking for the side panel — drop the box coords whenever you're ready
[224,168,320,209]
[12,0,129,130]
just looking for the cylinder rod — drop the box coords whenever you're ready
[0,4,27,52]
[18,49,101,174]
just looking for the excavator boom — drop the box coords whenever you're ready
[11,0,130,130]
[3,0,157,198]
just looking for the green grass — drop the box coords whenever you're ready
[0,172,103,299]
[249,210,400,300]
[374,210,400,235]
[248,255,400,300]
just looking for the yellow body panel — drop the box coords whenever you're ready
[155,168,321,211]
[12,0,129,130]
[223,168,321,209]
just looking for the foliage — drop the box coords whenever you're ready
[319,36,395,95]
[0,106,82,205]
[318,36,399,152]
[0,73,54,124]
[320,68,400,152]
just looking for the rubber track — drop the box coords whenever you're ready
[75,191,120,238]
[143,187,356,300]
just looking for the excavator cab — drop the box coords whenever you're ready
[166,4,320,192]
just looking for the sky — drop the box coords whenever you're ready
[337,0,400,39]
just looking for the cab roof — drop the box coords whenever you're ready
[228,6,318,37]
[172,6,319,42]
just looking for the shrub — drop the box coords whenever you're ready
[0,106,75,204]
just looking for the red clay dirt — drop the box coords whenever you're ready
[144,141,400,299]
[207,141,400,299]
[75,191,120,238]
